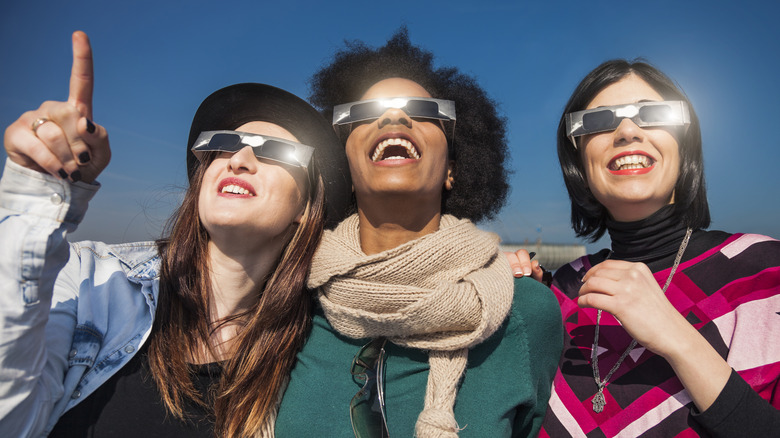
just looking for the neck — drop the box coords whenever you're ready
[206,241,276,316]
[355,193,443,255]
[607,204,666,223]
[606,193,675,223]
[198,232,288,361]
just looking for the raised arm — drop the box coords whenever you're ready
[0,31,108,437]
[4,30,109,183]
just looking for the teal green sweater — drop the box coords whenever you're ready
[276,277,562,437]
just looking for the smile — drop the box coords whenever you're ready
[608,154,655,172]
[221,184,252,195]
[371,137,420,162]
[218,178,256,196]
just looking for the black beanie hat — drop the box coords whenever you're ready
[186,83,351,228]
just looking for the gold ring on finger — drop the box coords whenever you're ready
[31,117,50,135]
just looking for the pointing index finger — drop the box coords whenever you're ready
[68,31,94,120]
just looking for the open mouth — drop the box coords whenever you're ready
[371,138,420,162]
[218,178,256,196]
[608,154,655,171]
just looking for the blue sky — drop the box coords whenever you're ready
[2,0,779,253]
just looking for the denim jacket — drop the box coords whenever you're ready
[0,160,161,437]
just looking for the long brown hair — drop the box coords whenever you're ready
[148,153,325,436]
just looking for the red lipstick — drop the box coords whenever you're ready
[608,151,656,175]
[217,177,256,197]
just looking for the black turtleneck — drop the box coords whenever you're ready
[597,205,731,272]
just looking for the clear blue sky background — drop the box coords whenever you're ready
[2,0,779,253]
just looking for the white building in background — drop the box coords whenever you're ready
[500,241,586,272]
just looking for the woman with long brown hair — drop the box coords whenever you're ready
[0,32,350,437]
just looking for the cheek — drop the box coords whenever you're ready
[665,159,681,192]
[579,135,610,173]
[197,169,217,212]
[199,158,225,187]
[285,165,309,198]
[650,131,682,177]
[344,137,369,183]
[273,169,306,210]
[344,133,363,164]
[579,133,598,149]
[421,126,449,163]
[345,144,361,167]
[424,123,448,146]
[579,147,598,181]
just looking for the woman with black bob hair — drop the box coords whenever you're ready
[533,59,780,437]
[274,28,562,437]
[558,60,709,241]
[0,32,351,437]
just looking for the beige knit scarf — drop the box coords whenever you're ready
[308,214,514,437]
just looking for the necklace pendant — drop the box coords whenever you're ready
[592,388,606,413]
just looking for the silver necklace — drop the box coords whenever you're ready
[591,227,692,413]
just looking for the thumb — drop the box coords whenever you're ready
[68,30,94,120]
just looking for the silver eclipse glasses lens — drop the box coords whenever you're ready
[566,101,690,148]
[191,130,314,182]
[332,97,456,139]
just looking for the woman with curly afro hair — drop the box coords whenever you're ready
[274,28,562,437]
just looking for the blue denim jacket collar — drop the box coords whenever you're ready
[107,242,161,283]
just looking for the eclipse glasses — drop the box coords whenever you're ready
[566,101,690,148]
[332,97,456,140]
[191,130,314,182]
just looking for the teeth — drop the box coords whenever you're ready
[371,138,420,162]
[613,155,651,171]
[221,184,251,195]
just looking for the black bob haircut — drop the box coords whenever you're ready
[308,27,509,223]
[557,59,710,242]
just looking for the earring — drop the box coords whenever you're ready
[445,177,454,190]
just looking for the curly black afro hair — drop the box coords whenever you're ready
[308,27,509,223]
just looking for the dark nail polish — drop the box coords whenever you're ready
[86,119,96,134]
[78,151,91,164]
[70,170,82,183]
[58,169,68,179]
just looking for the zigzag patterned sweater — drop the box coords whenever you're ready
[541,221,780,437]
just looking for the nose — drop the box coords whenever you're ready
[377,107,412,130]
[613,118,645,146]
[227,146,259,174]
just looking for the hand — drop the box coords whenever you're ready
[505,249,546,281]
[579,259,735,412]
[578,259,695,357]
[3,31,110,183]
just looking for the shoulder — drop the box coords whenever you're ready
[687,232,780,274]
[466,276,562,375]
[551,249,609,298]
[511,276,560,321]
[68,240,160,279]
[504,277,563,359]
[714,232,780,260]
